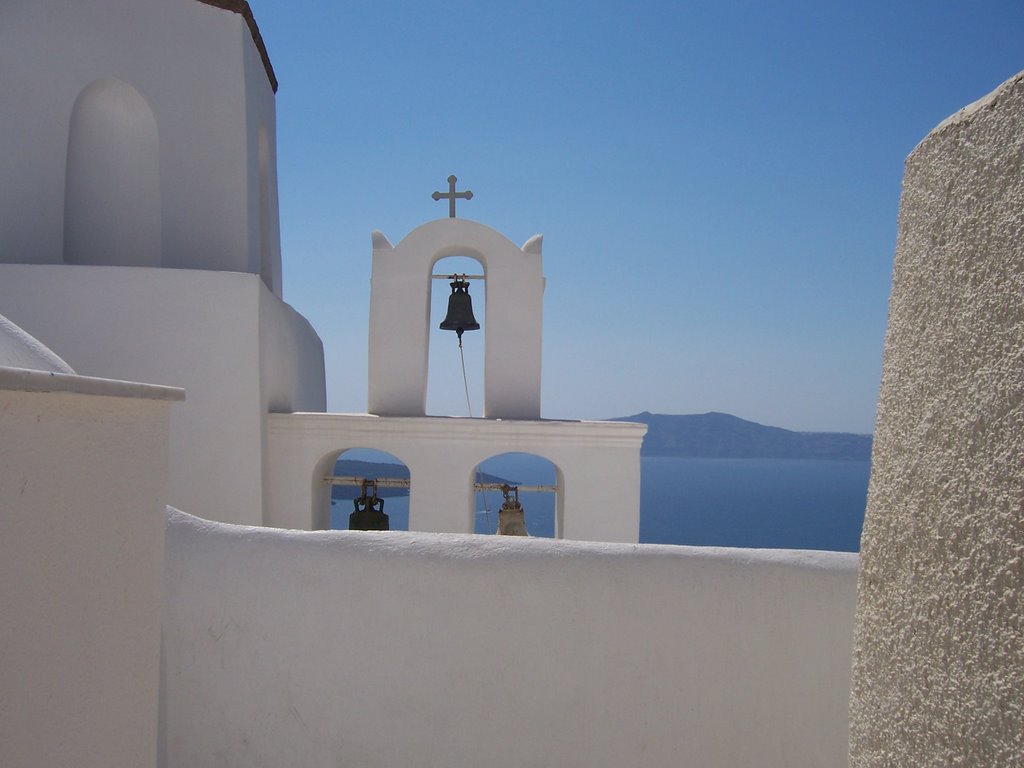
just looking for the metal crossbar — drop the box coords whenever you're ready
[324,475,557,494]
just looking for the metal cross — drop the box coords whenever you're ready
[432,174,473,218]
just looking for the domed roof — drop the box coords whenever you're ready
[0,313,75,374]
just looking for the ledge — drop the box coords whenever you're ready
[0,367,185,402]
[267,411,647,445]
[914,70,1024,155]
[169,506,858,571]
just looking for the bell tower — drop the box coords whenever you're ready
[367,212,544,420]
[265,176,646,542]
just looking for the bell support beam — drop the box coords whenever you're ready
[324,475,557,494]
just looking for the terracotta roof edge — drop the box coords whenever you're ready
[194,0,279,93]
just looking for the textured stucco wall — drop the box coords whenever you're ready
[849,71,1024,766]
[161,509,858,768]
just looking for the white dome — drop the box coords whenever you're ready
[0,313,75,373]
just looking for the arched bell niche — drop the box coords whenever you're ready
[368,219,543,420]
[427,254,485,416]
[472,452,563,538]
[318,447,411,531]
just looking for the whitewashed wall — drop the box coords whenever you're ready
[0,265,325,526]
[0,0,282,293]
[0,368,181,768]
[161,509,858,768]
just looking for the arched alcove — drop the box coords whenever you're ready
[428,254,485,416]
[257,125,274,291]
[473,452,563,538]
[322,448,410,531]
[63,79,160,267]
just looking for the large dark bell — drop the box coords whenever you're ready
[439,278,480,339]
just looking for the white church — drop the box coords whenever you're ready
[1,2,1020,766]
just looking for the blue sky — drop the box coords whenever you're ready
[251,0,1022,433]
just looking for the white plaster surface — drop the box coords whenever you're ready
[161,508,859,768]
[63,78,162,267]
[849,71,1024,767]
[368,219,544,419]
[0,264,325,526]
[0,311,74,373]
[0,0,283,294]
[264,412,645,542]
[0,376,177,768]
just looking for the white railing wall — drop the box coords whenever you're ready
[161,508,858,768]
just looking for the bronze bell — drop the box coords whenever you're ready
[497,485,528,536]
[439,276,480,340]
[349,480,389,531]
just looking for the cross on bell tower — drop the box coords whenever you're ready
[431,174,473,218]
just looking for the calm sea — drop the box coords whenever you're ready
[638,457,869,552]
[331,454,871,552]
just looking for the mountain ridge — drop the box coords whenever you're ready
[611,411,872,460]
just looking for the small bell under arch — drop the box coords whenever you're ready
[349,480,389,531]
[497,485,528,536]
[439,275,480,342]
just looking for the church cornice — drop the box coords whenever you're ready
[195,0,278,93]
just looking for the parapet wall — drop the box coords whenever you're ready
[0,370,181,768]
[849,71,1024,766]
[161,509,858,768]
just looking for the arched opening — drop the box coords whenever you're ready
[473,452,562,538]
[427,254,485,416]
[63,78,160,267]
[325,448,411,531]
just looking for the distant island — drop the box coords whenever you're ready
[612,412,872,461]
